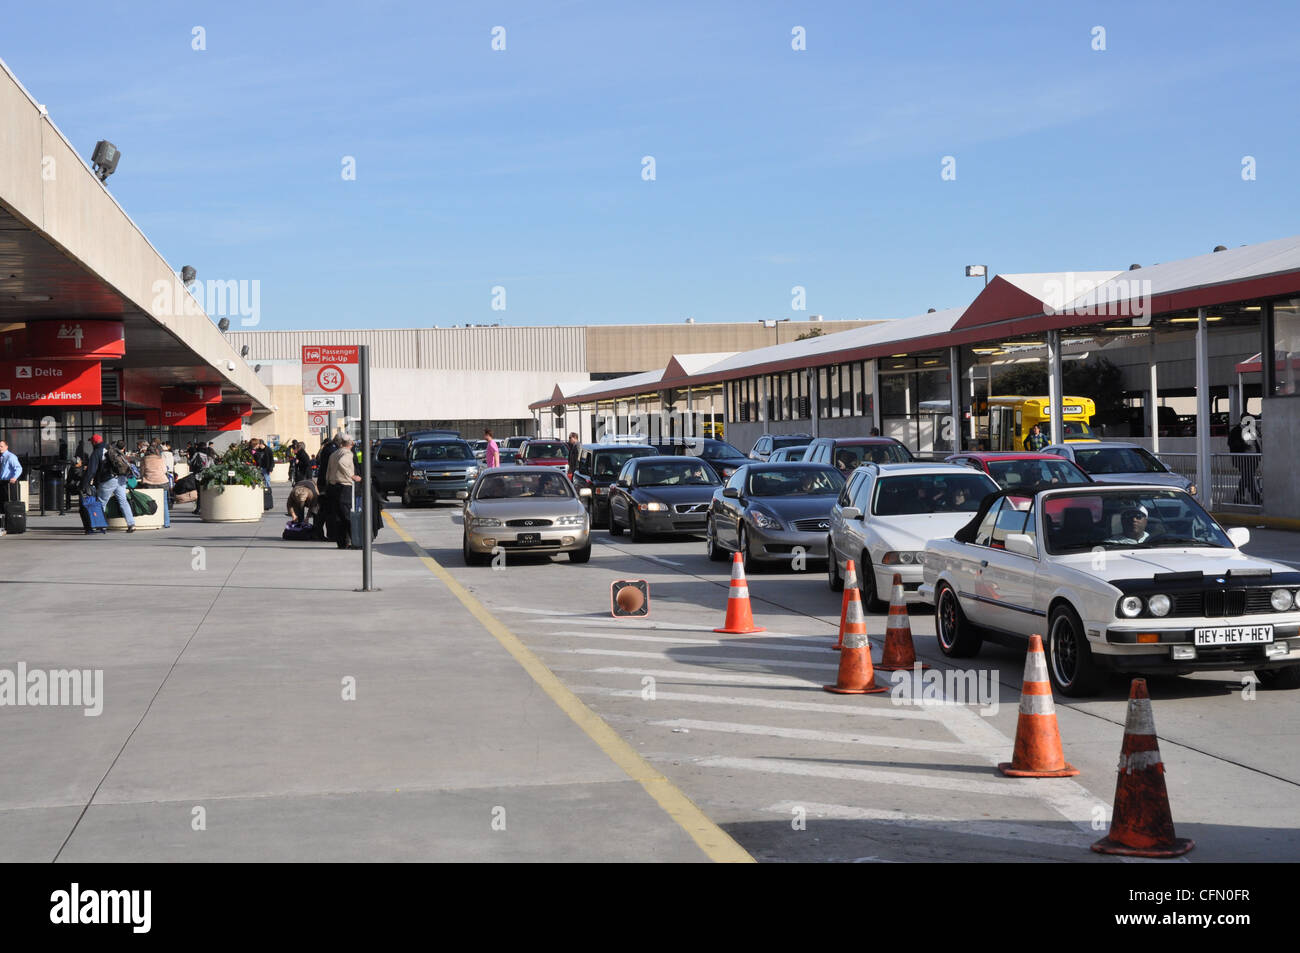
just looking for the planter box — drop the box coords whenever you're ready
[271,461,291,484]
[199,484,264,523]
[108,487,168,531]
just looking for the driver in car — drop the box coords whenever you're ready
[1105,507,1150,544]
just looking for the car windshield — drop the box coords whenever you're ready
[1073,447,1165,474]
[523,441,567,459]
[476,472,574,499]
[987,458,1088,489]
[636,462,719,487]
[1043,489,1232,554]
[872,474,991,516]
[747,467,844,497]
[412,442,473,461]
[832,442,912,471]
[593,449,652,479]
[699,441,746,460]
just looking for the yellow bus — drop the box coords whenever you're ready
[987,396,1098,450]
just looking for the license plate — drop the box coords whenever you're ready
[517,533,542,545]
[1194,624,1273,646]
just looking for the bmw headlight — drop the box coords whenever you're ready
[639,501,667,512]
[471,517,503,528]
[882,551,923,565]
[1271,588,1293,611]
[1119,596,1144,618]
[750,510,782,530]
[1294,591,1300,610]
[1148,594,1171,617]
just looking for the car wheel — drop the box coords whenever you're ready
[859,554,888,612]
[609,505,624,536]
[568,541,592,563]
[1046,605,1104,697]
[629,510,645,543]
[706,518,727,562]
[738,525,756,572]
[827,541,844,592]
[462,533,489,567]
[935,584,982,658]
[1254,665,1300,690]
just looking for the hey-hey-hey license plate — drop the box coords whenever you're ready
[1194,624,1273,646]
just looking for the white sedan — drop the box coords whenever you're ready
[919,484,1300,696]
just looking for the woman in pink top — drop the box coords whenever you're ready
[483,429,500,468]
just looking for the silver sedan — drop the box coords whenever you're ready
[462,467,592,565]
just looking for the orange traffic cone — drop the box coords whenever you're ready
[824,586,887,694]
[1092,679,1194,857]
[875,573,929,671]
[714,552,765,635]
[833,559,858,651]
[998,634,1078,778]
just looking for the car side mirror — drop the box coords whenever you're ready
[840,506,861,521]
[722,487,739,499]
[1226,526,1250,548]
[1005,533,1037,557]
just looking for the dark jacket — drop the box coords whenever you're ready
[82,445,106,494]
[567,441,579,471]
[256,446,275,472]
[315,441,337,493]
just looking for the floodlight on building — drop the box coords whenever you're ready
[91,140,120,181]
[218,317,231,332]
[964,264,988,286]
[226,360,236,371]
[240,345,250,357]
[181,265,197,284]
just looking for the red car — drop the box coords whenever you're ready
[518,439,570,471]
[944,452,1093,491]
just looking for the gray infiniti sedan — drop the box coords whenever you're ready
[1044,441,1195,496]
[607,456,721,541]
[462,466,592,565]
[706,463,845,569]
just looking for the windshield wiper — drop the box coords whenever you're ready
[1149,536,1216,547]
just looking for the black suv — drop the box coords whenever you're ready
[749,433,813,461]
[571,443,658,528]
[647,437,751,482]
[373,438,411,497]
[401,439,480,506]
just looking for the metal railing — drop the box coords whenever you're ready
[1157,452,1262,509]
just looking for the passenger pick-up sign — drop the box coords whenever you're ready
[302,345,359,395]
[0,360,102,405]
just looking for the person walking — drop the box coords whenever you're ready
[483,429,499,468]
[80,435,109,534]
[325,436,361,550]
[97,439,137,533]
[1023,423,1049,452]
[0,439,21,537]
[566,431,580,478]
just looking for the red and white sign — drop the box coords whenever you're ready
[162,404,208,427]
[308,410,330,428]
[206,406,246,433]
[0,360,102,406]
[301,345,358,395]
[162,385,223,405]
[26,320,126,360]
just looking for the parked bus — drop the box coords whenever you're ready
[987,396,1097,450]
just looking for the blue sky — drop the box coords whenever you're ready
[5,1,1299,330]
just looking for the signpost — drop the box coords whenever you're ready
[302,344,373,592]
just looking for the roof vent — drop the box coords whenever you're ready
[1213,245,1227,252]
[1129,263,1141,270]
[810,314,824,322]
[927,308,936,313]
[684,317,695,324]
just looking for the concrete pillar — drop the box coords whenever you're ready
[759,376,768,426]
[948,346,961,452]
[686,386,693,436]
[1148,332,1160,453]
[870,360,881,433]
[1196,308,1212,507]
[809,369,820,438]
[1047,330,1064,444]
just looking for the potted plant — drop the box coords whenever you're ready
[197,447,265,522]
[271,443,293,484]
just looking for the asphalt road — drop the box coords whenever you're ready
[386,504,1300,863]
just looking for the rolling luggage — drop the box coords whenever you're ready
[347,486,384,548]
[264,485,274,511]
[3,500,26,534]
[81,496,108,533]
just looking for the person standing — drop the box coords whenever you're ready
[293,441,313,483]
[1024,423,1048,452]
[0,440,21,537]
[97,439,137,533]
[483,429,499,468]
[326,436,361,550]
[566,431,580,478]
[315,435,338,495]
[254,438,274,487]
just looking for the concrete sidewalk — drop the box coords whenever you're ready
[0,493,720,861]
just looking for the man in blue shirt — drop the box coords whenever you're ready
[0,440,21,537]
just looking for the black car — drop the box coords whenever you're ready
[707,463,845,568]
[646,437,751,482]
[401,438,480,506]
[372,438,411,497]
[570,443,658,528]
[607,455,722,541]
[803,436,914,474]
[749,433,813,461]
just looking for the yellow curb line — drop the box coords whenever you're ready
[1212,512,1300,533]
[382,512,755,864]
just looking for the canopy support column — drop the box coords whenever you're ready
[1047,330,1064,445]
[1196,308,1212,507]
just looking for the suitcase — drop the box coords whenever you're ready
[81,497,108,533]
[349,485,364,549]
[264,485,274,511]
[3,500,26,534]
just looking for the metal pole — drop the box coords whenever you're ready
[1148,331,1160,453]
[1047,330,1064,445]
[1195,308,1212,508]
[949,345,961,452]
[360,344,375,592]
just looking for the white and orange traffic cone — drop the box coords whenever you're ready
[997,634,1079,778]
[875,572,928,671]
[833,559,858,651]
[714,551,765,635]
[1092,678,1194,857]
[824,585,886,694]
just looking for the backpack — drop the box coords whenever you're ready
[103,447,131,477]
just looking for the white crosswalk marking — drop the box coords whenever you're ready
[569,686,938,720]
[650,718,980,754]
[580,666,818,688]
[529,630,835,654]
[553,647,840,672]
[696,756,1043,797]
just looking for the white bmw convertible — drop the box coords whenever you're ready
[918,484,1300,696]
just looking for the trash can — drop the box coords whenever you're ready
[42,469,64,515]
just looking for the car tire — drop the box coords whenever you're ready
[827,541,844,592]
[568,541,592,564]
[738,525,756,572]
[1254,665,1300,690]
[859,554,888,613]
[935,584,982,658]
[706,518,727,562]
[462,533,489,567]
[629,510,645,543]
[1046,604,1105,697]
[609,505,624,536]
